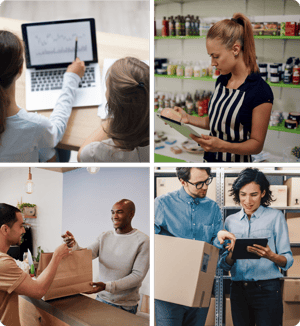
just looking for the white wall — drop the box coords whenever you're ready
[1,0,149,39]
[0,168,63,257]
[0,167,150,287]
[61,167,150,282]
[155,0,300,159]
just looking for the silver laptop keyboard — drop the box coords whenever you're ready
[30,66,96,92]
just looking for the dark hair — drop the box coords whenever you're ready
[0,203,21,228]
[176,167,211,182]
[0,31,24,140]
[104,57,149,151]
[207,13,258,73]
[229,168,275,206]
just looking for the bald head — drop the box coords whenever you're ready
[111,199,135,234]
[115,199,135,216]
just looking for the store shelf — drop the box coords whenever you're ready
[268,121,300,134]
[155,74,300,89]
[155,74,215,82]
[155,35,300,40]
[155,36,206,39]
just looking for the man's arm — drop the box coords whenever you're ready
[14,243,71,299]
[62,230,100,259]
[87,237,150,294]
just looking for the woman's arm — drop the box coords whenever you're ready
[247,244,287,267]
[173,107,210,130]
[190,102,272,154]
[77,119,111,161]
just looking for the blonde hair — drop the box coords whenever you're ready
[105,57,149,151]
[207,13,258,73]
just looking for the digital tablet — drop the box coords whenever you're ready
[156,114,202,140]
[231,238,268,260]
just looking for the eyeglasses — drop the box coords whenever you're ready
[186,176,213,189]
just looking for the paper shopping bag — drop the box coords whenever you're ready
[37,249,93,301]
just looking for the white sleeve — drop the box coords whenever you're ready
[37,72,80,161]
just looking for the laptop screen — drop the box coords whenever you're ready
[22,18,98,69]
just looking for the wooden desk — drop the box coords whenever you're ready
[0,17,149,150]
[19,294,149,326]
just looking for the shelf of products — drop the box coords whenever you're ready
[155,35,300,40]
[155,74,300,89]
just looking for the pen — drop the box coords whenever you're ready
[74,37,78,61]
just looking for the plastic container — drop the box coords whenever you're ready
[269,64,279,74]
[270,73,280,83]
[259,63,267,73]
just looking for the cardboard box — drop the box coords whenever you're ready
[286,213,300,243]
[264,22,279,36]
[276,167,300,171]
[270,185,287,207]
[282,279,300,326]
[285,22,298,36]
[284,178,300,207]
[204,298,215,326]
[225,297,234,326]
[156,176,217,202]
[252,22,264,35]
[286,247,300,277]
[155,235,219,307]
[224,177,240,207]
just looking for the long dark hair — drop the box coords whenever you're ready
[0,31,24,140]
[207,13,258,73]
[229,168,275,206]
[104,57,149,151]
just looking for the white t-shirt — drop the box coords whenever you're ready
[79,139,149,162]
[0,72,80,162]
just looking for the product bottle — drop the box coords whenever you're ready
[175,16,181,36]
[283,57,293,84]
[196,16,200,36]
[185,15,191,36]
[181,16,185,36]
[162,17,169,37]
[190,15,195,36]
[292,58,300,85]
[170,16,176,36]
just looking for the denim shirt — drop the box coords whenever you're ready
[155,187,223,248]
[218,205,294,281]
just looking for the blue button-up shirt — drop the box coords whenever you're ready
[155,187,223,248]
[219,205,294,281]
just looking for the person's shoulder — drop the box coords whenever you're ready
[155,188,180,203]
[0,253,18,272]
[263,206,283,218]
[11,108,42,126]
[134,229,149,241]
[225,210,241,223]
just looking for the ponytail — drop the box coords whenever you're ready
[207,13,259,73]
[0,31,24,141]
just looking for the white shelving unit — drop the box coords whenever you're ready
[154,0,300,159]
[154,167,300,326]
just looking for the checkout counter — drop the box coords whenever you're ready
[0,17,149,151]
[19,294,148,326]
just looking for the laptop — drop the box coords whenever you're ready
[22,18,102,111]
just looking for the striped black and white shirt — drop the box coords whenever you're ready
[204,72,274,163]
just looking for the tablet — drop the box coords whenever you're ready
[231,238,268,260]
[156,114,202,140]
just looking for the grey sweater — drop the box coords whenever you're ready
[73,229,149,306]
